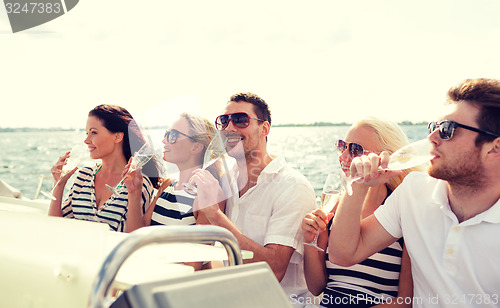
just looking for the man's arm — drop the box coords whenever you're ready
[203,208,293,281]
[329,152,400,266]
[193,169,312,281]
[329,189,396,265]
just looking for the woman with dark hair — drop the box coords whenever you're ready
[47,104,158,232]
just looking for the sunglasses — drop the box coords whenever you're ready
[164,129,196,144]
[335,139,368,159]
[215,112,265,130]
[428,120,500,141]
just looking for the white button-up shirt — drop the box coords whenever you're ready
[225,156,317,306]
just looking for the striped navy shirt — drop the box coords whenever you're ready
[61,165,153,232]
[150,181,196,226]
[322,239,403,307]
[321,188,403,307]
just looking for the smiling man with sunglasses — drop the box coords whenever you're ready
[329,78,500,307]
[196,92,317,307]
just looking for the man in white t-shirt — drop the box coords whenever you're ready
[192,93,317,307]
[329,78,500,307]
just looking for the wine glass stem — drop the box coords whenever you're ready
[49,177,62,195]
[116,167,137,188]
[311,229,320,245]
[116,174,127,188]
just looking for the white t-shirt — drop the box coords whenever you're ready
[374,172,500,308]
[225,156,317,307]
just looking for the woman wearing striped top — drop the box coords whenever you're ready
[302,117,420,307]
[125,113,224,232]
[48,104,159,232]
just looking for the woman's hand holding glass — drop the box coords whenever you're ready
[105,143,154,196]
[304,173,342,251]
[122,158,145,197]
[302,208,334,245]
[52,151,74,178]
[42,143,88,200]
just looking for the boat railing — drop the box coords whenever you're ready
[87,225,243,308]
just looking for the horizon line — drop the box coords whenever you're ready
[0,121,429,132]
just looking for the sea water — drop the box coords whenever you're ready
[0,126,428,200]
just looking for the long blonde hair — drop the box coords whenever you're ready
[353,117,423,191]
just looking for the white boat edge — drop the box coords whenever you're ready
[0,193,289,308]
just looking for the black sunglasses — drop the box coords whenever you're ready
[335,139,367,159]
[428,120,500,141]
[215,112,265,130]
[164,129,196,144]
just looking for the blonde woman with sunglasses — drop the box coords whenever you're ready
[124,113,224,232]
[302,117,422,307]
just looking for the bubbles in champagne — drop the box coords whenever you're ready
[321,189,340,213]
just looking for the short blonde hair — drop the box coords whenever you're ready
[352,116,423,191]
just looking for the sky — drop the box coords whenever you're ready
[2,0,500,129]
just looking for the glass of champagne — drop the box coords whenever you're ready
[340,138,433,195]
[305,173,342,252]
[41,143,88,200]
[105,143,155,196]
[182,131,227,195]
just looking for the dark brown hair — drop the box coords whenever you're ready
[229,92,272,125]
[447,78,500,146]
[89,104,160,188]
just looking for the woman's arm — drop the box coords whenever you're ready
[124,167,155,232]
[48,182,66,216]
[47,151,77,217]
[302,209,331,296]
[141,178,172,226]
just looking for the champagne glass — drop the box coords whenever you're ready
[182,131,228,195]
[105,143,155,196]
[41,143,88,200]
[340,138,433,196]
[304,173,342,252]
